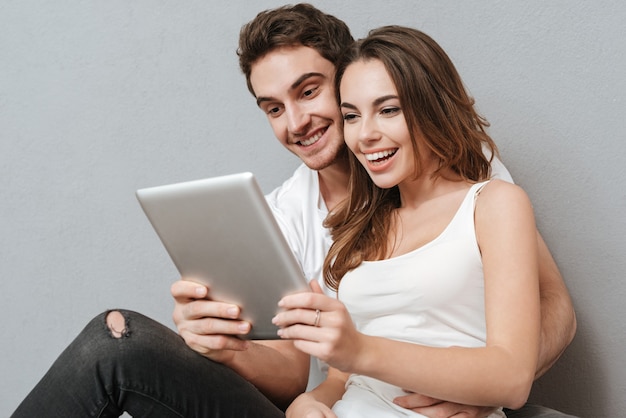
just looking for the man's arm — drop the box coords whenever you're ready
[171,280,310,409]
[491,157,576,376]
[286,367,349,417]
[388,230,577,417]
[534,231,577,378]
[227,339,310,409]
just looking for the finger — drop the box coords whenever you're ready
[273,307,320,328]
[290,336,338,361]
[184,299,243,321]
[278,291,321,310]
[310,279,324,294]
[393,393,440,408]
[183,331,249,354]
[184,313,252,336]
[279,290,341,312]
[275,322,328,341]
[170,279,208,300]
[400,400,476,418]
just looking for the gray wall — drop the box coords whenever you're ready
[1,1,624,416]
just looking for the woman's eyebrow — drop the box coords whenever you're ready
[373,94,398,106]
[340,94,398,110]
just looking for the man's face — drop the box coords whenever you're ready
[249,46,345,171]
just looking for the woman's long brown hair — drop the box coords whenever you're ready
[324,26,498,292]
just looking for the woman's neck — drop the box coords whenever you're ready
[397,168,465,210]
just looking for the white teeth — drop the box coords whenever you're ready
[299,131,323,146]
[365,149,397,161]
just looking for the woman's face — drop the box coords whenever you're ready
[339,59,422,189]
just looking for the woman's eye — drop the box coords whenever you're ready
[381,106,401,116]
[342,113,358,122]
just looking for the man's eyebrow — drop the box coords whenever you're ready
[290,72,325,90]
[256,72,326,107]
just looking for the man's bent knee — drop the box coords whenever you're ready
[106,310,130,338]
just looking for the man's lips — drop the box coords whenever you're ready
[297,129,325,147]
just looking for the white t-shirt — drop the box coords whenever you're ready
[265,163,336,296]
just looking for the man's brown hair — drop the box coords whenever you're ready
[237,3,354,96]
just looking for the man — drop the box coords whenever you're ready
[12,4,576,418]
[173,3,577,418]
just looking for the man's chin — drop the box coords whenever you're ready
[302,151,342,171]
[293,142,348,171]
[303,159,335,172]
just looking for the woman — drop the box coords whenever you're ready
[272,26,540,417]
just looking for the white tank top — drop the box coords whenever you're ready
[333,181,505,418]
[339,181,489,348]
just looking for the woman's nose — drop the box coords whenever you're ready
[357,116,381,144]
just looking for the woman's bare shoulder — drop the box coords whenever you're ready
[477,179,533,216]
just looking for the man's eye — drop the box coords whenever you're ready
[303,87,319,98]
[267,106,283,116]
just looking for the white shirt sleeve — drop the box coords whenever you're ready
[491,154,514,184]
[483,144,514,184]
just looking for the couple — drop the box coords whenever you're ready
[12,4,576,418]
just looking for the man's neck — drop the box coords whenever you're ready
[317,157,350,212]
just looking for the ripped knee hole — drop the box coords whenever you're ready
[106,311,129,338]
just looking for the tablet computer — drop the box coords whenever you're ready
[136,172,308,339]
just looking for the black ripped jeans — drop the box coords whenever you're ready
[11,310,285,418]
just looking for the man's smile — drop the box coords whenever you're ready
[297,128,326,147]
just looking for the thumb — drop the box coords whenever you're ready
[309,279,324,294]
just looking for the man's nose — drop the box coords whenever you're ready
[285,104,311,135]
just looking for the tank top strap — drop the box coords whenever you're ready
[472,180,492,204]
[436,180,492,243]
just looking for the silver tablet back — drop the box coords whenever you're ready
[136,172,308,339]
